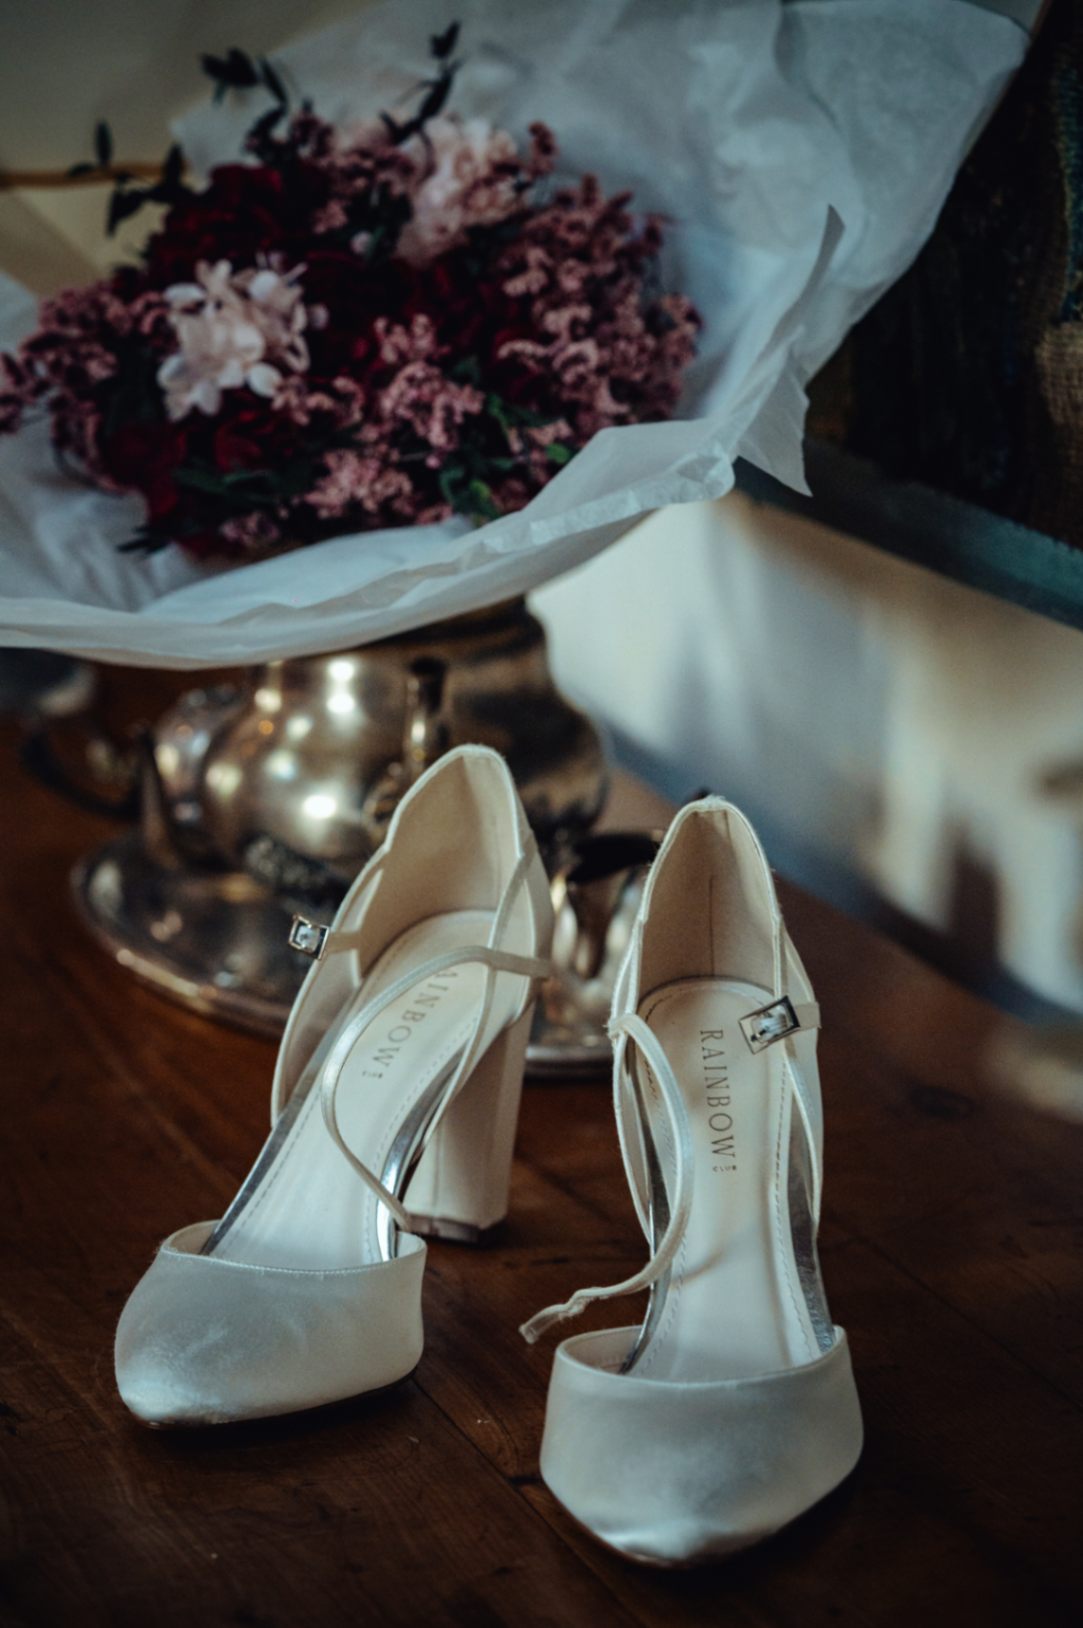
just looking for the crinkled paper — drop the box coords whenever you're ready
[0,0,1025,667]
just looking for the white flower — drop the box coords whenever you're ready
[397,116,521,266]
[157,259,311,421]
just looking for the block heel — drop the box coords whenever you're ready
[406,1004,534,1241]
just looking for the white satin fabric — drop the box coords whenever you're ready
[115,1223,426,1426]
[114,745,551,1428]
[529,797,863,1564]
[540,1326,862,1565]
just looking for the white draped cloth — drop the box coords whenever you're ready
[0,0,1026,667]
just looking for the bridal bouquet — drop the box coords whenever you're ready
[0,26,699,562]
[0,1,1025,667]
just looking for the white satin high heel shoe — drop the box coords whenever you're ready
[522,797,862,1565]
[116,745,552,1426]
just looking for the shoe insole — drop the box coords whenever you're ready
[629,978,822,1383]
[205,909,521,1271]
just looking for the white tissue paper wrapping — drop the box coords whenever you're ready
[0,0,1025,668]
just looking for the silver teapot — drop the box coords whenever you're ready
[67,596,616,1046]
[192,597,607,893]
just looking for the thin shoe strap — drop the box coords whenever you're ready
[409,846,538,1169]
[318,844,549,1230]
[318,941,548,1230]
[271,849,387,1123]
[307,850,387,962]
[519,980,823,1344]
[520,1011,694,1344]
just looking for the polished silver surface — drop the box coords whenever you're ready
[528,830,660,1076]
[72,830,303,1040]
[71,596,619,1066]
[5,653,137,818]
[68,597,677,1072]
[0,649,96,718]
[152,682,245,845]
[72,822,661,1075]
[197,597,608,884]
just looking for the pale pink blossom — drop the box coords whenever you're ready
[219,511,282,553]
[157,260,311,420]
[397,116,522,265]
[374,313,439,366]
[377,361,484,454]
[312,198,349,235]
[308,449,413,520]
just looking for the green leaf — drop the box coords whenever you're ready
[431,22,460,61]
[106,186,147,236]
[260,57,288,105]
[173,466,270,504]
[119,527,168,555]
[465,479,500,521]
[201,47,260,100]
[438,464,465,506]
[415,74,452,127]
[484,391,509,428]
[545,443,572,466]
[247,105,285,149]
[225,47,260,86]
[162,143,184,188]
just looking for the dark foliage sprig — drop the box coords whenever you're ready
[0,20,700,563]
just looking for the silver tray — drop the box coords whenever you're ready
[72,828,657,1078]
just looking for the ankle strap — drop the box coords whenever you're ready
[320,937,549,1231]
[293,843,550,1231]
[521,1010,693,1344]
[520,978,822,1346]
[288,852,388,964]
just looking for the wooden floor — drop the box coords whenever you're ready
[2,718,1082,1627]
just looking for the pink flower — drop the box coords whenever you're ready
[397,116,522,265]
[157,260,311,420]
[378,361,484,454]
[312,198,350,235]
[308,449,413,520]
[219,511,283,553]
[374,312,440,366]
[0,61,700,562]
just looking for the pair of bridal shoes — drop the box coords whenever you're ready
[115,745,861,1565]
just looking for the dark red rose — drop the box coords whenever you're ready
[103,419,189,518]
[212,417,265,472]
[200,164,284,210]
[143,164,302,286]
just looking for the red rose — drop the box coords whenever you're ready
[212,418,265,472]
[143,164,303,286]
[103,420,189,518]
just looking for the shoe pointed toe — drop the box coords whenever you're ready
[539,1327,863,1566]
[114,1349,220,1429]
[115,1225,427,1426]
[115,1235,270,1426]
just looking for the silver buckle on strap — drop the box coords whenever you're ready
[740,996,799,1053]
[288,915,329,960]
